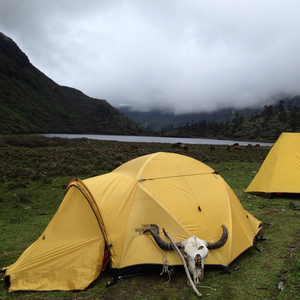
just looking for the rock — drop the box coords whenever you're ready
[289,201,300,210]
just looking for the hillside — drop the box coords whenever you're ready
[157,98,300,142]
[0,32,149,135]
[118,106,263,132]
[220,98,300,141]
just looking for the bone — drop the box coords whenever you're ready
[163,229,202,298]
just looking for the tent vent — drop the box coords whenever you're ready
[213,172,219,178]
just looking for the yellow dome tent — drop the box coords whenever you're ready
[3,152,261,293]
[246,132,300,194]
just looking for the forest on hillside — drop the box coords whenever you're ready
[160,99,300,142]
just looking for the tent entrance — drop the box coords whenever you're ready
[5,180,107,293]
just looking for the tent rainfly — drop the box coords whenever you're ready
[3,152,262,293]
[246,132,300,194]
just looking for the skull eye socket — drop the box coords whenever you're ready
[198,246,204,250]
[184,251,188,258]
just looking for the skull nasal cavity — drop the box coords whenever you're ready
[194,254,202,268]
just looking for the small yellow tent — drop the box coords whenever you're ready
[246,132,300,194]
[3,152,262,293]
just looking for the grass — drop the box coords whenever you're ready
[0,135,299,299]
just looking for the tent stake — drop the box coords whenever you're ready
[163,229,202,298]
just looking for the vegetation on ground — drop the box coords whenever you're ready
[0,135,299,299]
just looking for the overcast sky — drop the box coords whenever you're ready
[1,1,300,114]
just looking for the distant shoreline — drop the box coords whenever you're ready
[41,133,274,147]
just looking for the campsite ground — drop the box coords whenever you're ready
[0,135,299,300]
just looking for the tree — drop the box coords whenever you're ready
[276,100,285,113]
[262,105,274,121]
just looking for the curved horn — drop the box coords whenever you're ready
[144,228,182,251]
[206,225,228,249]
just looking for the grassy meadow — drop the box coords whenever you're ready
[0,135,299,300]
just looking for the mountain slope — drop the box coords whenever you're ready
[0,32,148,135]
[154,98,300,142]
[118,106,264,132]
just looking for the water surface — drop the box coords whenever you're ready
[42,134,273,147]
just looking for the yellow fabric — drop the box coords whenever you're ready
[5,183,105,292]
[84,152,261,269]
[5,152,261,292]
[246,132,300,193]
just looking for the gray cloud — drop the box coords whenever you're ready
[1,0,300,114]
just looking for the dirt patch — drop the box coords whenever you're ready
[257,209,279,216]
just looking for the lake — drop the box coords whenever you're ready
[42,134,273,147]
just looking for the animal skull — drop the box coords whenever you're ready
[180,236,209,283]
[144,225,228,283]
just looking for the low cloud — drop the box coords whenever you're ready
[1,1,300,114]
